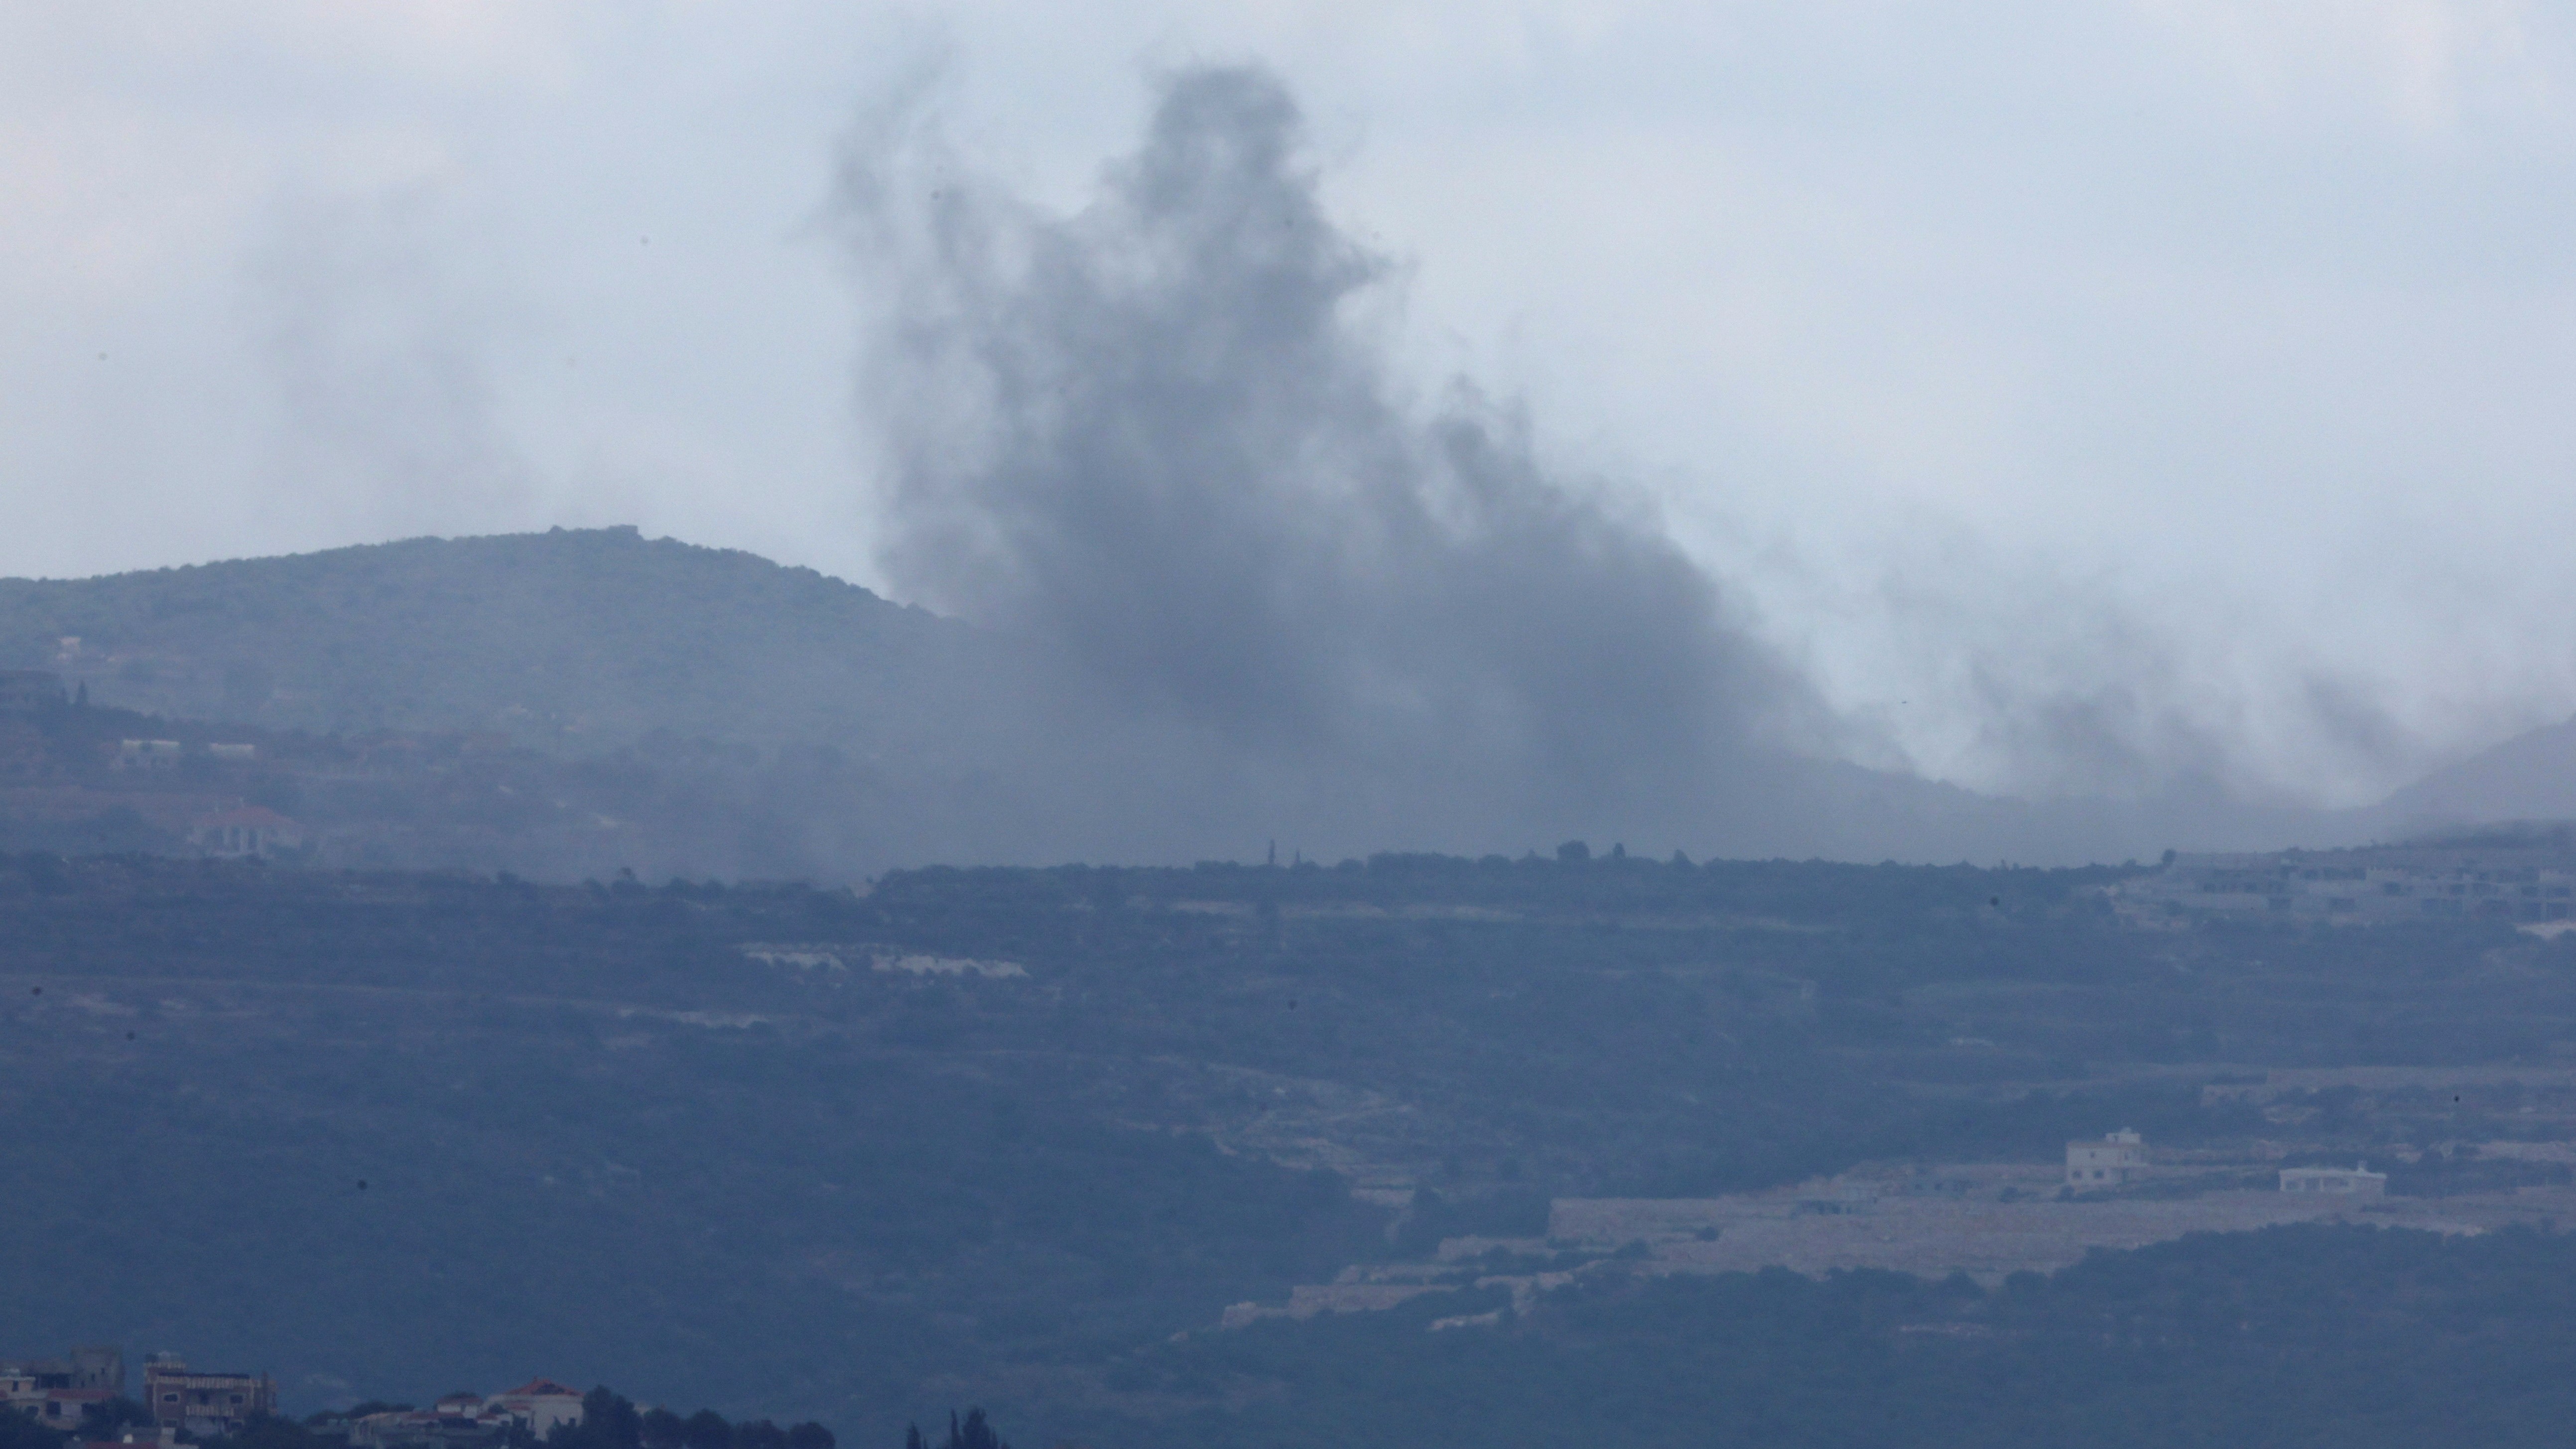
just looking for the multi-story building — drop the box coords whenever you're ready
[2066,1129,2149,1190]
[142,1354,276,1435]
[0,1346,124,1395]
[3,1346,126,1431]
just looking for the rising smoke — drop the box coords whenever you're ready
[833,65,1850,855]
[825,62,2405,866]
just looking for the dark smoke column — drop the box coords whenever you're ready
[832,64,1824,859]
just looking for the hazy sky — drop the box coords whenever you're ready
[7,2,2575,806]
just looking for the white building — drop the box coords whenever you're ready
[2281,1164,2388,1197]
[114,740,181,772]
[350,1378,586,1449]
[490,1380,585,1436]
[2067,1129,2149,1189]
[189,806,304,858]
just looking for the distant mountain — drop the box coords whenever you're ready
[2376,713,2576,832]
[0,527,1017,762]
[0,528,2359,872]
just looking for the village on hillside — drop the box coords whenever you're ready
[3,1352,844,1449]
[2111,841,2576,927]
[0,666,683,877]
[2,1350,595,1449]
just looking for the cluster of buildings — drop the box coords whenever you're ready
[4,1347,582,1447]
[4,1349,274,1441]
[0,669,307,857]
[2111,846,2576,927]
[2065,1130,2389,1197]
[338,1382,585,1449]
[2,1348,132,1436]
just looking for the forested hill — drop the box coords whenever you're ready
[0,527,1018,755]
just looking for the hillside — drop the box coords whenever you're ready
[9,852,2576,1444]
[0,528,1019,761]
[2376,713,2576,831]
[0,529,2365,870]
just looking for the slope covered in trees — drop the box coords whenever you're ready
[9,848,2576,1443]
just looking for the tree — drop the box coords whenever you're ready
[902,1411,1010,1449]
[549,1391,641,1449]
[944,1410,1007,1449]
[640,1409,685,1449]
[0,1408,65,1449]
[783,1424,834,1449]
[681,1410,729,1449]
[79,1398,151,1439]
[201,1413,316,1449]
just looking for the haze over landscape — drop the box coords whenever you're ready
[17,8,2576,1449]
[12,3,2576,824]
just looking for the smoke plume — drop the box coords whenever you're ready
[833,65,1832,852]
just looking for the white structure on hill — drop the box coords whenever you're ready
[2066,1129,2148,1189]
[2280,1164,2387,1198]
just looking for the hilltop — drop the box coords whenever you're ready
[0,528,1016,760]
[0,528,2379,871]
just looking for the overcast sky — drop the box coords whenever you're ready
[6,1,2575,806]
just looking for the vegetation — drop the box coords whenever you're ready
[9,849,2576,1443]
[548,1387,831,1449]
[0,528,986,754]
[899,1411,1004,1449]
[1114,1223,2576,1449]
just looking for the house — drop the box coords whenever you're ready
[349,1407,504,1449]
[2,1346,125,1402]
[114,741,181,773]
[2281,1163,2388,1198]
[25,1389,112,1431]
[189,806,304,858]
[490,1380,586,1435]
[142,1354,276,1435]
[2066,1129,2149,1189]
[348,1379,586,1449]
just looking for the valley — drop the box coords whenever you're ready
[11,848,2576,1444]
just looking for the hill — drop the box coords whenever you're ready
[0,527,1018,762]
[2376,713,2576,832]
[0,529,2360,870]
